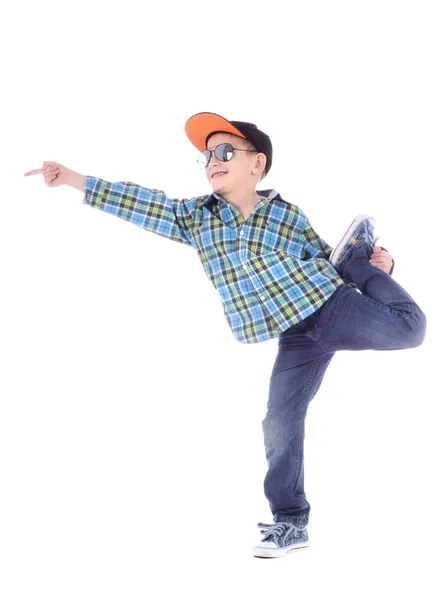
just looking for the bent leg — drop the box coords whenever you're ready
[315,241,427,352]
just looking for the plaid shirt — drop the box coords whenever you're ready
[83,176,394,344]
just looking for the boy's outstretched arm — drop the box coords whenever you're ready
[83,176,194,247]
[24,162,194,248]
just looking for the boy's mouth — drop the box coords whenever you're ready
[211,171,228,179]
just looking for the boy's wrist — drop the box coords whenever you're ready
[67,169,85,192]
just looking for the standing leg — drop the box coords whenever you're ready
[262,325,334,528]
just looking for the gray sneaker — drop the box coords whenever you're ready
[329,213,380,270]
[253,521,310,558]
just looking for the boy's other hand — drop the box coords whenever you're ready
[24,161,70,187]
[369,246,393,274]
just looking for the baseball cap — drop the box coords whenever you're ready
[184,112,273,176]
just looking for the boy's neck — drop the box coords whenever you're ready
[216,189,260,211]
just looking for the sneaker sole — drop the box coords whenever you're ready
[329,213,375,267]
[253,542,310,558]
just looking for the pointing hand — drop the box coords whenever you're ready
[24,161,70,187]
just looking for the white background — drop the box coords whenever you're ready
[2,0,446,597]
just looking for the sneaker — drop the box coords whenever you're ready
[329,213,380,271]
[253,521,310,558]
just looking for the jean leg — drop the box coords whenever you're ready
[319,241,427,351]
[262,325,335,527]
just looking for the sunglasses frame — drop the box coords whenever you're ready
[197,142,259,168]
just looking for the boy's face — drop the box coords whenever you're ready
[204,132,262,193]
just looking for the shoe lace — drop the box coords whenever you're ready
[366,220,380,246]
[257,521,304,543]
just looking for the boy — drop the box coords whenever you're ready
[24,111,427,559]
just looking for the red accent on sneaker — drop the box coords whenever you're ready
[330,218,356,262]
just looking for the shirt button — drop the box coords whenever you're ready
[260,295,265,301]
[240,230,244,236]
[243,265,247,270]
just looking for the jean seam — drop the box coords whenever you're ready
[288,356,322,496]
[402,310,416,321]
[305,328,330,355]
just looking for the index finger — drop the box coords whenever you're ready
[24,168,44,176]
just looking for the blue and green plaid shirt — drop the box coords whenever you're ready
[83,176,394,344]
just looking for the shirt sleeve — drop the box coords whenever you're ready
[300,209,395,276]
[299,209,333,261]
[82,176,194,247]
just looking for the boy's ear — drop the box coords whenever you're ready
[254,153,267,175]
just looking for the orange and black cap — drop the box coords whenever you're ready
[185,112,273,176]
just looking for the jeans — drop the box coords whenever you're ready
[262,239,427,528]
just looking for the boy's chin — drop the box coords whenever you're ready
[211,179,228,190]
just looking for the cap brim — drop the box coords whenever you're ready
[185,112,247,151]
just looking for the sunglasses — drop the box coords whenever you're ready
[197,143,258,169]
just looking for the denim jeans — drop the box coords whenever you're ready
[262,239,427,528]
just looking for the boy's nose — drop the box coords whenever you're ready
[208,155,224,171]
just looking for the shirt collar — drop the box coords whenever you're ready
[202,189,279,210]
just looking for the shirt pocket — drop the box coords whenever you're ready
[246,237,305,259]
[246,249,307,285]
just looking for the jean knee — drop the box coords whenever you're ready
[406,309,427,348]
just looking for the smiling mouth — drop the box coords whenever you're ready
[212,172,227,179]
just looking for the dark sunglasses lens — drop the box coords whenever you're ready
[198,143,234,168]
[216,143,234,161]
